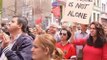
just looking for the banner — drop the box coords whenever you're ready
[62,0,94,24]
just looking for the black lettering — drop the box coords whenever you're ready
[68,2,74,7]
[77,12,87,19]
[75,12,79,17]
[75,3,81,9]
[67,11,87,19]
[83,13,87,19]
[77,0,92,2]
[67,11,74,17]
[75,3,89,9]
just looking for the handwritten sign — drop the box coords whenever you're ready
[62,0,94,24]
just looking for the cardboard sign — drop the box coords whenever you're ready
[62,0,94,24]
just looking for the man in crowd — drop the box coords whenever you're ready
[75,24,90,56]
[48,23,60,42]
[0,16,33,60]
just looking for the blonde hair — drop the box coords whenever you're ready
[52,48,64,60]
[35,34,56,55]
[34,34,64,60]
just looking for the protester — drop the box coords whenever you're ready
[61,22,68,29]
[69,23,77,43]
[31,34,63,60]
[72,22,107,60]
[56,28,76,59]
[45,29,50,34]
[74,24,90,58]
[0,16,33,60]
[1,22,10,36]
[33,25,45,35]
[26,26,35,40]
[48,23,60,42]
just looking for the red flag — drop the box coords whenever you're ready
[51,6,60,19]
[35,17,42,24]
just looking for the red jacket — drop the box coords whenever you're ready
[73,39,107,60]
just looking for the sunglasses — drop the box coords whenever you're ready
[60,33,67,36]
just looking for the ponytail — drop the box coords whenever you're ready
[52,48,64,60]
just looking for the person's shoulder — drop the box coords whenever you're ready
[56,42,61,47]
[63,43,75,49]
[68,43,74,47]
[19,34,33,42]
[75,30,81,34]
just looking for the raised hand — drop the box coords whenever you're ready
[0,32,10,48]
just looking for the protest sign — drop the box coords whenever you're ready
[62,0,94,24]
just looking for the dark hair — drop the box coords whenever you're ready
[26,26,35,40]
[1,22,6,27]
[13,16,28,33]
[60,28,71,40]
[87,22,106,48]
[1,22,10,35]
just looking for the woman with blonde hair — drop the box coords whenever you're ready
[31,34,64,60]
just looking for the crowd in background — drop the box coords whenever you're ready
[0,16,107,60]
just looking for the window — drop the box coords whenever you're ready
[104,4,105,12]
[93,13,96,21]
[102,3,104,12]
[97,0,99,7]
[89,16,91,23]
[94,0,96,6]
[97,14,99,21]
[102,4,103,11]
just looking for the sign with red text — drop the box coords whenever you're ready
[62,0,94,24]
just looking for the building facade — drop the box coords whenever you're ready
[99,0,107,27]
[90,0,101,23]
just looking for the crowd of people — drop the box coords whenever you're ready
[0,16,107,60]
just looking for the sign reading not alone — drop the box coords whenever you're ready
[62,0,94,24]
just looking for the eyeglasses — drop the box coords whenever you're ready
[60,33,67,36]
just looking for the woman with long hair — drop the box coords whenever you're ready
[72,22,107,60]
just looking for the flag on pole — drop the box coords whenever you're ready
[51,6,60,19]
[35,17,42,24]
